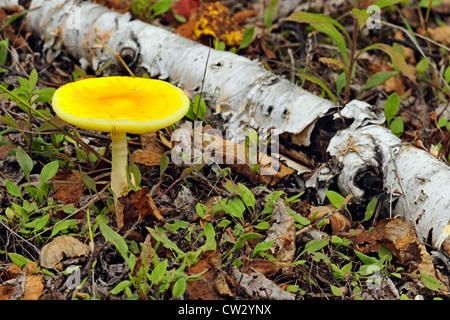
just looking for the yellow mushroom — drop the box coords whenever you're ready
[52,76,189,215]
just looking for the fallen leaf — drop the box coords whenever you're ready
[418,26,450,46]
[52,169,86,207]
[394,31,415,64]
[380,218,436,278]
[308,204,351,234]
[0,144,16,160]
[0,270,44,300]
[202,131,294,186]
[172,0,200,19]
[242,259,292,278]
[231,266,295,300]
[353,218,437,279]
[132,132,168,166]
[186,250,231,299]
[116,186,165,229]
[40,236,91,271]
[265,199,296,263]
[22,274,44,300]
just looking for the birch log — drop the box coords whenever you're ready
[308,100,450,254]
[26,0,450,254]
[27,0,335,141]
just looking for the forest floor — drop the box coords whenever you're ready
[1,0,450,302]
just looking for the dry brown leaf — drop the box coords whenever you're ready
[380,218,436,278]
[368,63,405,95]
[52,169,86,206]
[132,132,168,167]
[202,132,294,186]
[22,274,44,300]
[394,31,415,64]
[116,186,165,230]
[242,259,292,278]
[186,250,231,299]
[353,218,436,278]
[265,199,296,263]
[418,26,450,46]
[40,236,91,270]
[308,204,351,234]
[231,267,295,300]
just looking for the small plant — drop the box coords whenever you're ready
[286,0,414,104]
[100,221,211,299]
[384,92,404,136]
[130,0,172,23]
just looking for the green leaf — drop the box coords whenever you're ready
[253,221,270,230]
[416,57,429,74]
[50,219,78,237]
[152,0,171,17]
[185,95,207,120]
[362,197,377,222]
[16,146,33,181]
[28,69,38,91]
[147,226,184,257]
[5,179,22,198]
[415,274,446,292]
[385,92,400,125]
[195,203,208,218]
[151,259,168,284]
[237,183,255,210]
[32,87,56,103]
[231,233,260,253]
[358,43,415,80]
[8,253,36,268]
[286,11,351,43]
[40,160,59,184]
[319,57,345,70]
[303,238,329,253]
[239,26,255,50]
[313,23,349,68]
[99,221,130,262]
[389,116,404,136]
[326,190,346,209]
[355,250,379,265]
[352,8,371,29]
[159,152,169,177]
[110,280,132,294]
[330,285,344,297]
[172,277,187,298]
[298,71,337,103]
[360,71,397,96]
[0,38,9,66]
[81,172,97,193]
[252,240,274,257]
[374,0,408,8]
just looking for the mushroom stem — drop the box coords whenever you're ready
[111,131,129,210]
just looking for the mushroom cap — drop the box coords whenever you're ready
[52,76,190,134]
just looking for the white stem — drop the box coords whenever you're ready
[111,131,128,209]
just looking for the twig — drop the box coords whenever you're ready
[296,193,353,237]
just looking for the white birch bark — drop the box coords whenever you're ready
[27,0,335,141]
[0,0,20,9]
[308,100,450,253]
[26,0,450,253]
